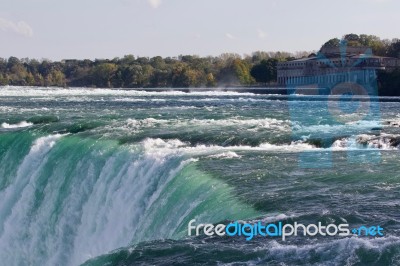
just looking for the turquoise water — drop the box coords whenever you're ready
[0,87,400,265]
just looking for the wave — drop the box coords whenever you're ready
[384,119,400,128]
[0,126,397,265]
[332,134,400,150]
[113,97,275,103]
[82,235,400,265]
[0,133,260,266]
[0,87,256,97]
[141,138,318,156]
[293,120,383,135]
[0,107,17,112]
[123,117,290,131]
[27,115,60,124]
[207,151,241,159]
[265,236,400,265]
[141,133,400,156]
[0,121,33,129]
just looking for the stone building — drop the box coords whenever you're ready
[277,46,400,87]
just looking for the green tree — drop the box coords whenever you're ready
[34,73,45,86]
[343,33,362,47]
[0,74,8,85]
[120,54,136,65]
[377,69,400,96]
[387,39,400,58]
[250,59,277,85]
[358,34,387,56]
[206,73,216,87]
[232,59,254,85]
[150,69,171,87]
[92,63,117,87]
[0,58,7,73]
[46,70,66,87]
[321,38,341,49]
[25,72,35,85]
[7,57,28,85]
[171,62,190,87]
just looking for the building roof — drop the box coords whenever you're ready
[279,54,399,65]
[289,57,317,62]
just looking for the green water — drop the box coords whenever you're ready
[0,87,399,265]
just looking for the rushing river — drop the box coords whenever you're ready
[0,86,399,265]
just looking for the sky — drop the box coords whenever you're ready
[0,0,399,60]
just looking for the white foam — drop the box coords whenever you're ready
[293,120,383,134]
[67,145,201,266]
[141,138,318,158]
[0,106,16,112]
[1,121,33,129]
[0,86,256,97]
[208,151,241,159]
[267,236,400,265]
[141,134,400,156]
[259,141,316,151]
[384,119,400,127]
[126,118,167,129]
[0,134,66,266]
[123,117,290,132]
[332,134,400,151]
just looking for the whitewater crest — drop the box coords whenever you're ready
[123,117,291,132]
[0,86,256,97]
[0,134,66,262]
[331,134,400,150]
[1,87,399,265]
[207,151,241,159]
[0,133,260,266]
[1,121,33,129]
[140,138,320,157]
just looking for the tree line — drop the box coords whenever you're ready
[0,52,293,88]
[322,34,400,58]
[0,34,399,89]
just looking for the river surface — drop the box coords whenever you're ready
[0,86,399,265]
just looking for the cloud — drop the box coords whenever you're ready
[225,33,235,40]
[0,18,33,37]
[148,0,162,8]
[257,29,267,39]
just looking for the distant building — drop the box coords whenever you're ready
[277,46,400,86]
